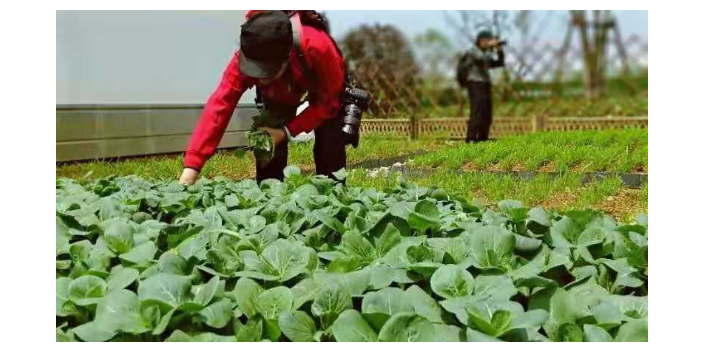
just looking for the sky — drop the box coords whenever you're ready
[325,10,647,45]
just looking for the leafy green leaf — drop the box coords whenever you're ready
[375,223,402,256]
[290,278,319,309]
[468,309,508,337]
[614,318,648,342]
[408,200,441,234]
[314,209,346,234]
[543,288,585,339]
[362,287,413,329]
[166,330,237,342]
[312,283,352,325]
[473,274,518,301]
[327,256,361,273]
[584,324,614,342]
[68,275,107,306]
[314,268,371,297]
[101,219,135,254]
[468,226,516,270]
[556,323,584,342]
[514,234,543,253]
[433,324,463,342]
[257,286,294,320]
[158,252,187,274]
[56,217,71,255]
[56,277,79,317]
[548,217,581,247]
[137,273,191,308]
[119,240,157,264]
[406,285,443,323]
[279,311,316,342]
[259,239,309,282]
[283,165,302,178]
[527,207,551,227]
[192,276,219,306]
[331,310,378,342]
[247,129,275,162]
[233,277,264,319]
[341,233,376,264]
[237,315,264,342]
[378,313,436,342]
[466,328,502,342]
[498,199,529,223]
[430,264,474,299]
[107,266,139,292]
[197,298,233,328]
[74,289,148,341]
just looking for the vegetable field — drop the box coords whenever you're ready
[56,167,647,342]
[410,129,647,173]
[56,131,647,220]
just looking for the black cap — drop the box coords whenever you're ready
[239,11,293,78]
[476,30,494,44]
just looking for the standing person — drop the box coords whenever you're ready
[179,10,347,185]
[456,30,505,143]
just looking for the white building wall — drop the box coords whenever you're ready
[57,10,255,105]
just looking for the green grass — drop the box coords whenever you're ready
[56,134,445,181]
[288,134,444,166]
[410,129,648,173]
[348,169,647,220]
[349,169,583,206]
[56,131,647,220]
[406,93,649,119]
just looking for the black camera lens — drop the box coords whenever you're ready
[340,87,370,148]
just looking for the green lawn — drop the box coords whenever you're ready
[387,93,649,119]
[56,130,647,220]
[348,168,646,222]
[409,129,647,173]
[56,135,446,181]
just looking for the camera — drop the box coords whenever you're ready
[497,40,508,46]
[341,87,370,148]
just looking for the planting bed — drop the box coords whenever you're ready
[56,168,647,342]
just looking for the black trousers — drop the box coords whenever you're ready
[255,116,347,183]
[466,81,493,142]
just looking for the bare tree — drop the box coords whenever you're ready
[444,10,555,81]
[443,10,496,48]
[508,10,556,80]
[569,10,617,98]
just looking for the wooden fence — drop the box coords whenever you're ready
[361,116,648,139]
[348,35,648,119]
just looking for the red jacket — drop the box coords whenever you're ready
[184,12,346,170]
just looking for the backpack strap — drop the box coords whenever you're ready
[290,12,314,78]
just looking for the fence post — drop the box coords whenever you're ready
[531,115,547,133]
[410,116,419,140]
[541,115,549,132]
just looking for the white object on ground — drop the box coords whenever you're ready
[291,131,315,143]
[368,166,390,178]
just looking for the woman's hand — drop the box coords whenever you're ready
[259,127,287,147]
[179,168,200,185]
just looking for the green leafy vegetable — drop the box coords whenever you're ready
[56,173,648,342]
